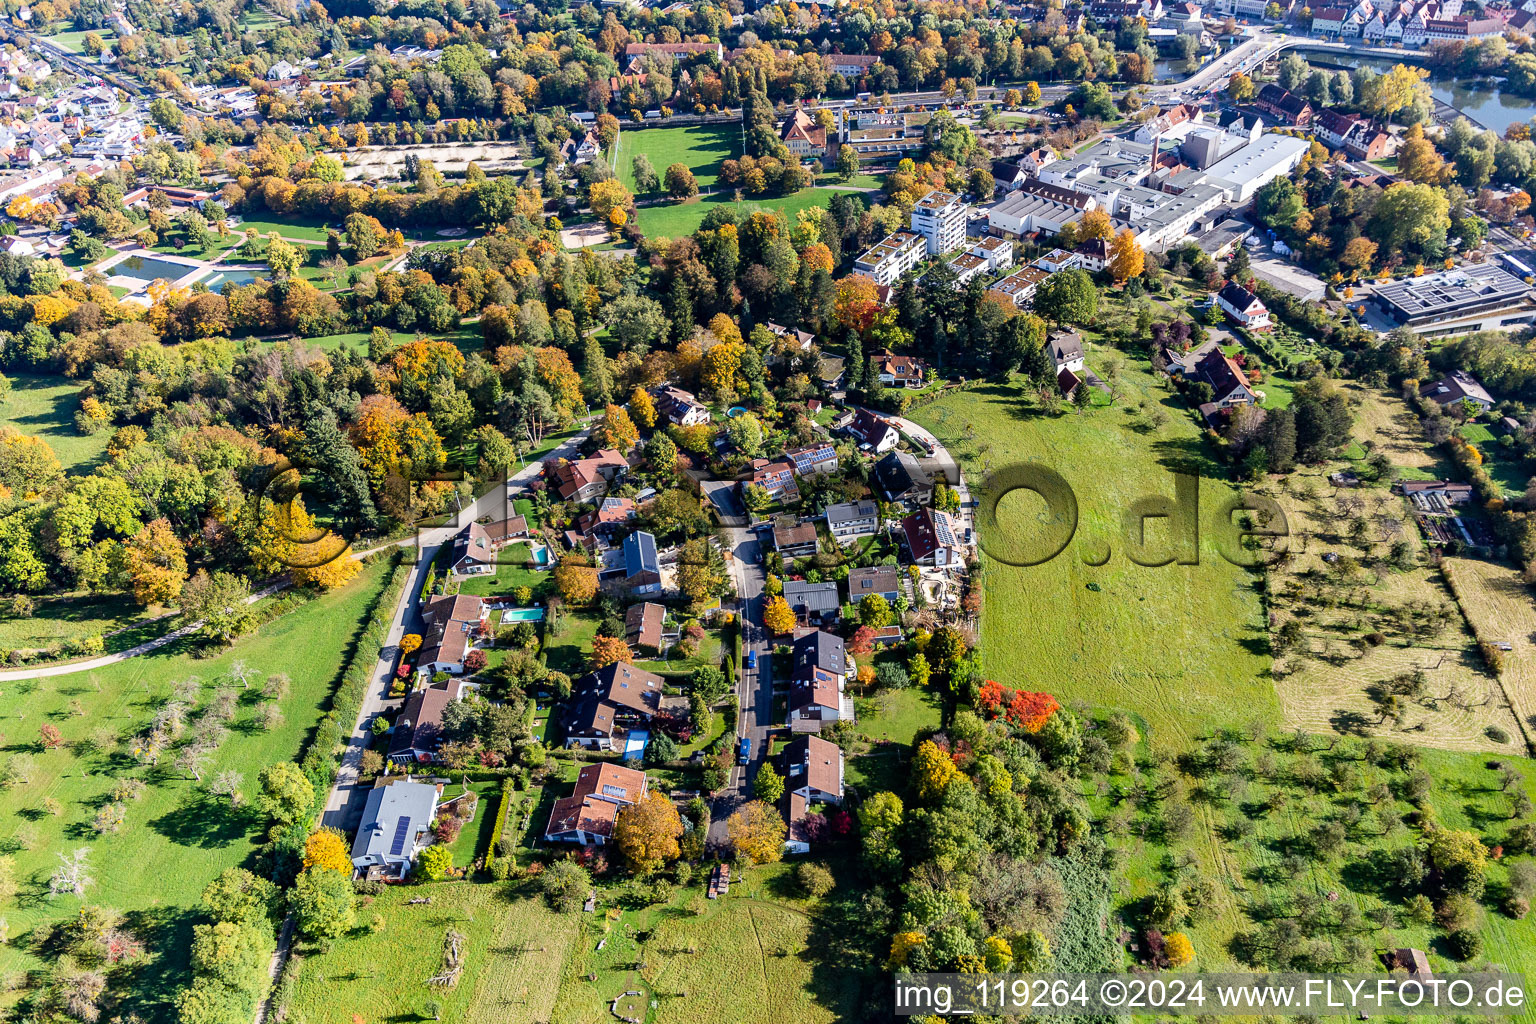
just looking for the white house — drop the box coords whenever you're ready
[1215,281,1272,330]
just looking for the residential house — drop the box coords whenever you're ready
[266,59,300,80]
[788,630,851,729]
[1255,84,1313,127]
[1048,330,1085,373]
[350,776,442,878]
[653,386,711,426]
[625,601,670,654]
[417,594,488,675]
[545,763,649,845]
[782,734,845,854]
[448,516,528,574]
[1034,248,1082,274]
[552,450,628,501]
[1193,347,1258,419]
[623,530,663,596]
[876,350,926,389]
[564,662,665,750]
[1074,237,1111,272]
[848,409,901,453]
[764,321,815,350]
[1215,281,1272,329]
[782,580,841,625]
[1420,370,1494,411]
[826,500,879,544]
[910,188,968,255]
[1019,146,1058,175]
[744,458,801,504]
[773,517,821,559]
[1058,367,1084,401]
[623,41,724,66]
[847,565,900,604]
[993,158,1031,192]
[389,678,469,763]
[570,496,637,548]
[990,265,1050,308]
[784,443,839,476]
[853,231,925,287]
[969,235,1015,273]
[902,507,965,569]
[828,53,881,77]
[872,450,932,505]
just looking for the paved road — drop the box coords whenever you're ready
[319,426,592,831]
[706,527,772,851]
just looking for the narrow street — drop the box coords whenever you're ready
[320,427,592,831]
[706,527,773,850]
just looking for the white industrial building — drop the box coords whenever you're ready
[1200,134,1311,202]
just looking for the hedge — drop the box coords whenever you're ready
[298,549,412,812]
[484,780,514,871]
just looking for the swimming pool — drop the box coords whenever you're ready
[500,607,545,622]
[111,254,196,283]
[202,268,267,290]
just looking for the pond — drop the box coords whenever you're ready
[1311,54,1534,137]
[110,254,197,283]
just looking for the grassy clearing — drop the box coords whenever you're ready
[1,373,110,475]
[0,592,163,652]
[283,882,580,1024]
[852,687,941,746]
[1441,556,1536,752]
[230,216,332,242]
[49,28,115,53]
[0,561,390,1016]
[272,325,485,356]
[913,361,1275,749]
[612,124,737,195]
[632,189,841,242]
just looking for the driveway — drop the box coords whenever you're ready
[699,477,748,525]
[706,528,773,851]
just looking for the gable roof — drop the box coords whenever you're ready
[1195,347,1256,403]
[785,734,842,796]
[792,628,845,676]
[1218,280,1265,313]
[625,601,666,650]
[849,408,897,446]
[902,507,961,561]
[390,678,467,757]
[1047,329,1084,364]
[872,450,931,498]
[623,530,660,577]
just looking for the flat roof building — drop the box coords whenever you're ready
[1373,264,1536,337]
[853,231,926,287]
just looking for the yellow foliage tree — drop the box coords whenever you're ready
[912,739,958,802]
[589,179,635,221]
[1108,229,1144,286]
[292,547,361,590]
[123,518,188,607]
[303,828,351,873]
[888,931,926,967]
[597,404,639,451]
[1080,208,1113,241]
[399,634,423,656]
[763,595,796,634]
[628,386,657,429]
[1165,932,1195,967]
[726,800,786,864]
[612,790,684,874]
[701,340,745,397]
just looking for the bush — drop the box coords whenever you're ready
[796,862,834,898]
[1447,927,1482,961]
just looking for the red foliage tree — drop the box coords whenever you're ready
[847,626,876,657]
[1005,690,1060,733]
[977,680,1006,718]
[39,724,63,749]
[463,648,488,672]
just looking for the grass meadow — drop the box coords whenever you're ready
[611,125,737,195]
[1,374,110,475]
[913,359,1276,749]
[631,189,843,242]
[0,562,390,1016]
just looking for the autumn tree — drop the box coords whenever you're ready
[753,764,785,803]
[302,828,351,873]
[627,386,657,429]
[123,518,188,607]
[763,595,796,634]
[588,180,634,221]
[400,634,423,657]
[1080,208,1113,241]
[1108,229,1144,285]
[664,163,699,200]
[1165,932,1195,967]
[613,790,684,874]
[553,560,599,604]
[727,800,787,864]
[912,740,958,802]
[597,404,639,451]
[1227,72,1255,103]
[591,635,632,669]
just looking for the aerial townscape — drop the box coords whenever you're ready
[4,0,1536,1019]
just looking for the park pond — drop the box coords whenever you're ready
[199,268,268,290]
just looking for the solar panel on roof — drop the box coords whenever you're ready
[388,817,412,856]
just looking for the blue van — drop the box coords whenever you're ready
[738,737,752,765]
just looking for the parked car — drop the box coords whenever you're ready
[746,650,757,671]
[738,737,751,765]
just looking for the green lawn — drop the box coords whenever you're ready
[913,364,1276,749]
[275,324,484,356]
[1,373,111,475]
[281,882,580,1024]
[612,124,737,195]
[49,27,115,53]
[631,189,841,242]
[0,592,163,652]
[442,779,501,868]
[231,217,333,243]
[148,231,237,265]
[0,561,391,1017]
[543,609,600,676]
[852,686,941,746]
